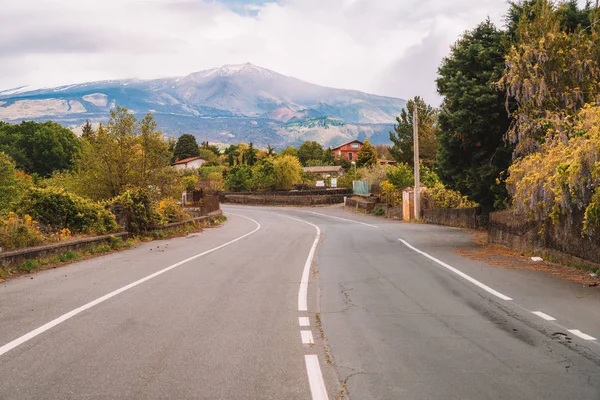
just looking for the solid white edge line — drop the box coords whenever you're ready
[305,211,379,228]
[305,355,329,400]
[568,329,597,341]
[299,317,310,327]
[532,311,556,321]
[273,213,321,312]
[301,330,315,345]
[399,239,513,301]
[0,213,261,358]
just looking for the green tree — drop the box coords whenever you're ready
[280,146,299,158]
[251,158,276,191]
[74,107,172,200]
[200,141,221,156]
[0,121,81,177]
[0,152,23,210]
[436,20,514,211]
[137,114,171,186]
[244,143,258,166]
[498,0,600,155]
[298,141,324,166]
[386,163,414,190]
[356,139,378,167]
[272,155,302,190]
[81,120,94,140]
[225,165,253,192]
[173,134,200,162]
[322,148,335,165]
[389,96,438,167]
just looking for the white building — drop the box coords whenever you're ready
[173,156,207,170]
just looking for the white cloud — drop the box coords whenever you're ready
[0,0,517,104]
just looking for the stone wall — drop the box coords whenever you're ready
[0,211,223,269]
[345,196,377,212]
[372,203,403,219]
[423,207,486,229]
[221,189,352,206]
[489,210,600,269]
[0,232,129,269]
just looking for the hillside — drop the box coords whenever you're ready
[0,63,406,147]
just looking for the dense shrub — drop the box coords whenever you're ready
[508,104,600,235]
[423,184,477,209]
[157,199,189,224]
[16,188,119,234]
[110,189,159,234]
[0,212,44,250]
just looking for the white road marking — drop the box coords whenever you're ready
[274,213,321,312]
[399,239,513,301]
[568,329,597,341]
[532,311,556,321]
[0,214,261,358]
[305,355,329,400]
[299,317,310,326]
[304,211,379,228]
[301,330,315,344]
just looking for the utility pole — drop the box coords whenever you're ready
[413,103,420,220]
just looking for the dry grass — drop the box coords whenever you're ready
[456,230,600,287]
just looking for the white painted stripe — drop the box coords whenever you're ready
[274,214,321,312]
[568,329,597,341]
[299,317,310,327]
[305,355,329,400]
[399,239,513,301]
[301,330,314,344]
[0,214,261,358]
[305,211,378,228]
[532,311,556,321]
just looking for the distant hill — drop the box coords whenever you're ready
[0,63,406,147]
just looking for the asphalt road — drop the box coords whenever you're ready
[1,205,599,399]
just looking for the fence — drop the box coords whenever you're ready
[353,180,369,196]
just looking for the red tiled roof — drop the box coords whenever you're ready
[173,156,207,165]
[331,139,363,150]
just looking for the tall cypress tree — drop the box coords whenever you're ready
[436,20,514,212]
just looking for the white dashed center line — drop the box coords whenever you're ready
[301,330,315,345]
[568,330,597,341]
[299,317,310,327]
[532,311,556,321]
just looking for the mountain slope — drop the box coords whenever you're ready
[0,63,405,147]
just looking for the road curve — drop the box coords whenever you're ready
[0,205,599,399]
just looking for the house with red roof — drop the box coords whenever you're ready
[173,156,207,170]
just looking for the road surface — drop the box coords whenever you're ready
[1,205,599,399]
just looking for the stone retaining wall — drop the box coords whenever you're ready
[423,207,487,229]
[0,210,223,269]
[222,189,351,206]
[489,210,600,269]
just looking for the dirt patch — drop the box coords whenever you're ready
[456,230,600,288]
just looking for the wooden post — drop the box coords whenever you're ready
[413,103,420,220]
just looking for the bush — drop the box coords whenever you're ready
[110,189,159,234]
[225,165,253,192]
[0,212,44,250]
[423,184,477,209]
[16,187,119,235]
[157,198,189,224]
[386,163,413,190]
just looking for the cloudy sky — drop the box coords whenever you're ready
[0,0,541,104]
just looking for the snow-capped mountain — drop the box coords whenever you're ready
[0,63,406,147]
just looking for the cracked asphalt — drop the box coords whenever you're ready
[1,205,599,399]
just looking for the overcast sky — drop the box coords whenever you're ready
[0,0,567,105]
